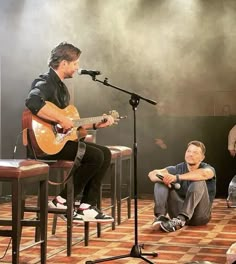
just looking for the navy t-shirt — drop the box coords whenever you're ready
[166,162,216,203]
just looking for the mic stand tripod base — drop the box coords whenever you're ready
[85,244,158,264]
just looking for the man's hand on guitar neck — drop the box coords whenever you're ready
[95,114,114,129]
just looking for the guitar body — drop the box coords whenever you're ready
[22,102,80,156]
[22,101,119,156]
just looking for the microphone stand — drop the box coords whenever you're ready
[85,75,158,264]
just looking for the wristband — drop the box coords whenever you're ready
[175,174,180,183]
[93,123,97,130]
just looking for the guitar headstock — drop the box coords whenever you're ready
[109,110,119,118]
[108,110,127,124]
[108,110,119,124]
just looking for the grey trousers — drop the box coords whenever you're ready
[154,181,212,226]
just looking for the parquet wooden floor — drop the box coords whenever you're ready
[0,198,235,263]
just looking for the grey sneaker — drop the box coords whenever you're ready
[160,217,185,232]
[152,215,169,230]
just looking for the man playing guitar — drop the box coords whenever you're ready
[25,41,115,223]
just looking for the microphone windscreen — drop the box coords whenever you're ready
[77,69,84,75]
[174,183,181,190]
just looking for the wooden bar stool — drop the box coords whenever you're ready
[79,131,119,245]
[24,160,75,255]
[45,160,103,248]
[107,146,132,225]
[45,160,74,254]
[0,159,49,264]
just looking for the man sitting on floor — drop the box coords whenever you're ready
[148,140,216,232]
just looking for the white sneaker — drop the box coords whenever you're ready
[48,195,67,209]
[57,210,84,224]
[77,204,114,223]
[48,196,83,223]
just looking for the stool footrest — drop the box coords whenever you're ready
[24,206,67,214]
[24,206,40,212]
[0,219,12,225]
[48,208,67,214]
[120,196,130,202]
[0,219,41,227]
[0,230,12,236]
[102,205,115,211]
[21,219,40,227]
[20,240,45,252]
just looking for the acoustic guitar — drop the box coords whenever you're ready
[22,101,119,156]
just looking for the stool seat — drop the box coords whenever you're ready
[44,160,74,168]
[110,149,121,159]
[107,146,132,156]
[0,159,49,178]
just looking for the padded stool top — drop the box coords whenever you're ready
[110,149,121,159]
[0,159,49,178]
[37,159,74,169]
[107,146,132,156]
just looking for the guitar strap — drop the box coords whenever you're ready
[48,140,86,186]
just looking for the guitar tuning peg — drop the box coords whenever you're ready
[119,115,128,120]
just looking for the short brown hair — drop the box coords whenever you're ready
[48,42,81,69]
[188,140,206,155]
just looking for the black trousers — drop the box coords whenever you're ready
[46,140,111,206]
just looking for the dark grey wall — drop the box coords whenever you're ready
[1,0,236,196]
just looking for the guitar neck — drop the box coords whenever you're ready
[73,116,105,127]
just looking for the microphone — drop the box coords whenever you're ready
[156,174,181,190]
[78,69,101,76]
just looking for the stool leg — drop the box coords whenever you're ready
[111,161,116,230]
[51,167,63,236]
[117,156,132,224]
[127,157,132,219]
[21,192,26,237]
[35,187,41,242]
[39,177,48,264]
[52,214,58,235]
[96,189,102,239]
[116,157,122,225]
[84,222,89,246]
[12,180,22,264]
[66,176,74,256]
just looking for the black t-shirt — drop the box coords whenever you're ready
[25,67,70,114]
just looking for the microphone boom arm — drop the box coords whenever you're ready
[95,77,157,106]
